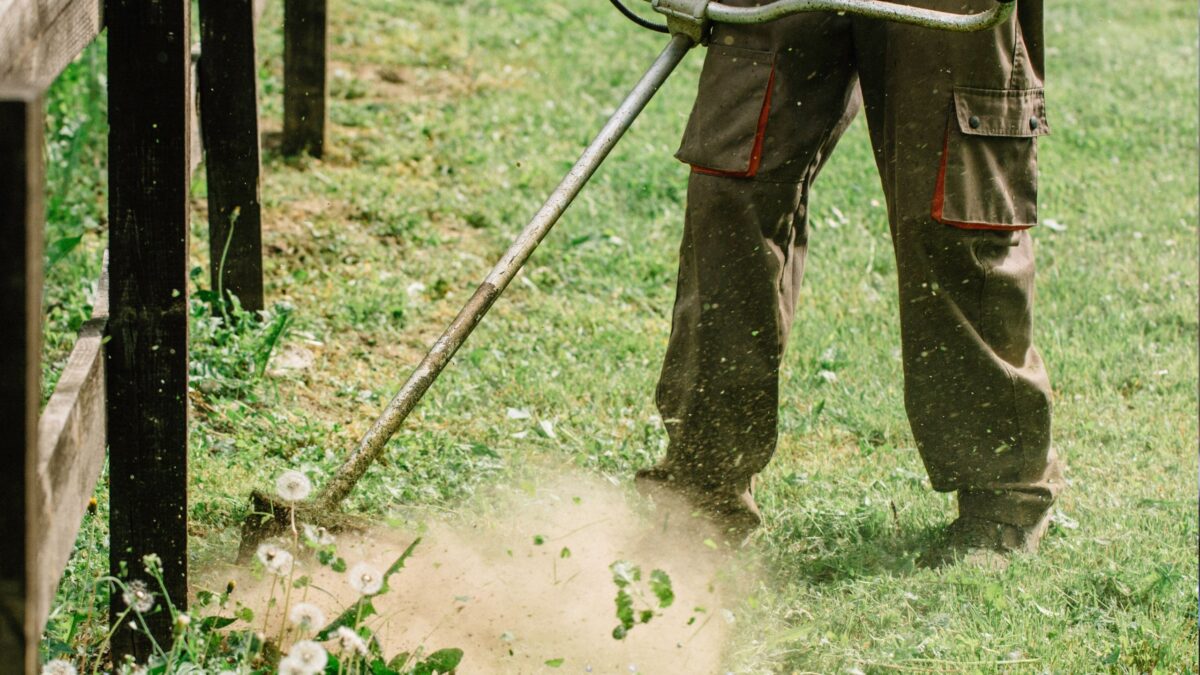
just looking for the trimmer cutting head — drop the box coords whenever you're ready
[236,490,367,564]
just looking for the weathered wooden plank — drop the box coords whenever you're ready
[0,85,44,675]
[0,1,41,80]
[282,0,327,156]
[199,0,265,313]
[28,259,108,655]
[0,0,103,90]
[106,0,192,659]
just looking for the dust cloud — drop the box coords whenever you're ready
[206,470,759,674]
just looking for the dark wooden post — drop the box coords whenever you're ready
[282,0,327,156]
[199,0,266,314]
[0,85,44,675]
[106,0,192,658]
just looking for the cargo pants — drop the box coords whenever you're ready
[643,0,1064,528]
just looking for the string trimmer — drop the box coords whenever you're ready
[237,0,1016,561]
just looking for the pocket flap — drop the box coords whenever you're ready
[953,87,1050,138]
[676,45,775,174]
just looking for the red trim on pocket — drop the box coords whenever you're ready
[690,63,777,179]
[932,124,1033,232]
[931,126,950,222]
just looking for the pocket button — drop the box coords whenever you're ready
[968,115,981,129]
[1029,117,1039,130]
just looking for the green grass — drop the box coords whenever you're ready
[40,38,108,403]
[41,0,1196,672]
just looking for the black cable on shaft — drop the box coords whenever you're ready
[608,0,670,33]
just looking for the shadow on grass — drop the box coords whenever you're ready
[758,512,948,584]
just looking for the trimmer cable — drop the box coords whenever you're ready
[607,0,670,33]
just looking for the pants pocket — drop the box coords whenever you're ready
[932,86,1050,230]
[675,44,776,178]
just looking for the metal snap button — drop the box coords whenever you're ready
[968,115,981,129]
[1029,117,1040,130]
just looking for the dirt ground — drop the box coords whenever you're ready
[207,470,758,674]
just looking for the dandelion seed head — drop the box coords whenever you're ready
[288,602,326,631]
[256,543,294,576]
[41,659,77,675]
[122,580,155,613]
[276,656,308,675]
[302,523,335,546]
[275,471,313,502]
[256,542,284,566]
[335,626,369,656]
[347,562,383,595]
[287,640,328,673]
[266,549,295,577]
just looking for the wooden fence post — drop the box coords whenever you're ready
[106,0,193,659]
[199,0,266,314]
[0,85,44,675]
[282,0,327,156]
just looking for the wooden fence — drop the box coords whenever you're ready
[0,0,329,670]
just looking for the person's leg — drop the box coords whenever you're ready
[853,0,1063,551]
[641,8,860,534]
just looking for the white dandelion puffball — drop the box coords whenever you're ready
[266,549,295,577]
[302,523,335,546]
[275,471,312,502]
[256,542,284,566]
[288,602,326,631]
[122,580,155,613]
[347,562,383,595]
[287,640,328,673]
[276,656,308,675]
[256,543,294,576]
[335,626,369,656]
[41,659,77,675]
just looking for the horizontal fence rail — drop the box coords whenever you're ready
[29,256,109,660]
[0,0,103,91]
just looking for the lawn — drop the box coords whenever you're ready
[40,0,1197,672]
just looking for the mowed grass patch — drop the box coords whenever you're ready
[40,0,1196,672]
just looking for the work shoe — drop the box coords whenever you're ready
[922,511,1052,569]
[634,466,762,544]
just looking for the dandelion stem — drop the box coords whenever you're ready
[262,574,279,638]
[150,571,178,623]
[90,605,131,675]
[131,607,165,657]
[277,505,300,648]
[216,207,239,324]
[165,628,181,673]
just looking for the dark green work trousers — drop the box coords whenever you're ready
[646,0,1064,527]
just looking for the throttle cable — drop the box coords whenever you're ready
[608,0,670,33]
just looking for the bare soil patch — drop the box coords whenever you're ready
[204,470,758,674]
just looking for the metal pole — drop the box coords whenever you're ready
[704,0,1014,31]
[315,34,695,510]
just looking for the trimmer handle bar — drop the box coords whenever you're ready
[650,0,1015,43]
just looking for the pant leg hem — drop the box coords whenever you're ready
[958,488,1054,527]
